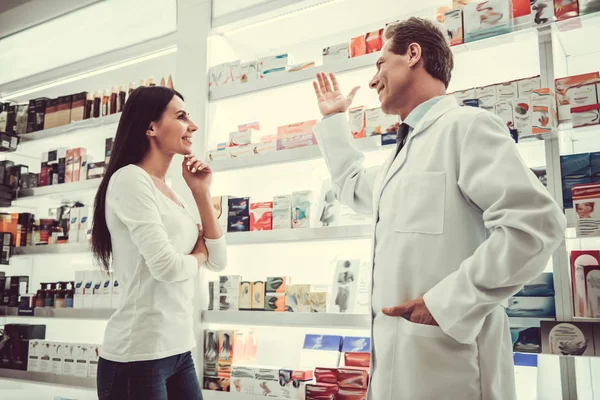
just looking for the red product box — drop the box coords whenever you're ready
[338,368,369,389]
[365,29,384,54]
[250,202,273,231]
[293,369,314,381]
[344,352,370,368]
[306,383,338,400]
[570,249,600,318]
[350,36,366,58]
[554,0,579,21]
[314,367,338,384]
[337,387,368,400]
[513,0,532,17]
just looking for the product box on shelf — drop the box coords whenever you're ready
[252,140,277,155]
[573,183,600,239]
[497,81,519,101]
[515,272,555,296]
[277,120,317,150]
[55,96,72,127]
[50,342,63,375]
[340,337,371,368]
[204,376,230,392]
[518,76,542,97]
[506,296,556,317]
[218,330,235,377]
[365,29,384,54]
[207,148,230,161]
[250,202,273,231]
[541,321,594,356]
[208,281,219,311]
[61,344,76,376]
[514,97,533,141]
[229,145,252,158]
[338,368,369,389]
[39,341,52,373]
[88,344,100,378]
[105,137,114,166]
[220,294,239,311]
[266,276,290,293]
[591,152,600,182]
[252,281,265,310]
[531,0,553,25]
[364,107,400,136]
[220,275,241,294]
[299,335,343,371]
[475,85,497,112]
[443,8,464,46]
[306,383,339,400]
[87,161,105,180]
[554,0,579,20]
[555,72,600,121]
[254,367,280,397]
[310,292,328,313]
[331,259,362,314]
[204,329,219,376]
[225,61,241,85]
[240,61,259,83]
[453,88,476,105]
[231,365,255,394]
[74,344,89,378]
[273,194,293,230]
[27,340,41,372]
[228,197,249,216]
[92,271,105,309]
[26,97,49,133]
[315,367,338,384]
[14,104,28,135]
[259,54,289,79]
[229,130,252,147]
[511,326,541,353]
[349,106,366,139]
[83,270,94,308]
[73,271,85,308]
[350,35,367,58]
[531,88,558,136]
[323,43,349,63]
[265,293,285,312]
[288,61,316,72]
[286,285,300,311]
[496,100,515,130]
[228,215,249,232]
[70,92,87,123]
[570,250,600,318]
[463,0,512,42]
[208,64,227,90]
[292,190,313,229]
[572,104,600,128]
[43,98,59,130]
[561,153,591,208]
[239,281,252,311]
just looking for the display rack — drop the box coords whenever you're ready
[0,370,96,390]
[17,113,121,142]
[14,179,102,200]
[202,311,370,329]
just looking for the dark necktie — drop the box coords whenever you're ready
[395,123,410,158]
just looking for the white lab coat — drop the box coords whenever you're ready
[313,95,566,400]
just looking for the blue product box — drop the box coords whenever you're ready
[381,131,397,146]
[591,152,600,182]
[561,153,591,208]
[506,296,556,318]
[341,336,371,353]
[510,326,541,354]
[515,272,554,297]
[303,335,343,351]
[513,353,537,367]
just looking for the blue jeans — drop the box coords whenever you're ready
[97,352,203,400]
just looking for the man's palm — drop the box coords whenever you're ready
[313,72,360,117]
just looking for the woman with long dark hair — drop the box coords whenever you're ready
[91,86,226,399]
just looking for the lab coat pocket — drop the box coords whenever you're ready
[395,172,446,235]
[391,317,481,399]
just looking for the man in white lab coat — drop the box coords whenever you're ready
[312,17,565,400]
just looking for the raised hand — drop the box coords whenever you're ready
[182,154,212,194]
[312,72,360,117]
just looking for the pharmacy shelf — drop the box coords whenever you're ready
[14,179,101,200]
[0,307,113,319]
[509,317,555,327]
[552,10,600,58]
[202,310,370,329]
[558,121,600,143]
[210,136,384,172]
[0,306,19,316]
[0,369,96,390]
[11,243,90,257]
[209,53,379,101]
[225,224,372,245]
[18,113,121,142]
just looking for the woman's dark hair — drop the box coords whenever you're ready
[91,86,184,271]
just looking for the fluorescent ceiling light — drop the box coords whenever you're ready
[1,46,177,101]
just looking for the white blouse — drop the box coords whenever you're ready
[100,164,226,362]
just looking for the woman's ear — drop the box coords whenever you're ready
[147,123,157,137]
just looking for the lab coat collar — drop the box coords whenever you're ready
[375,95,459,207]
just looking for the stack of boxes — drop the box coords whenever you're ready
[506,272,556,319]
[24,340,101,379]
[227,197,250,233]
[559,151,600,209]
[0,275,29,307]
[555,72,600,128]
[570,250,600,319]
[73,270,121,310]
[0,324,46,371]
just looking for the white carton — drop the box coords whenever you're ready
[78,206,91,243]
[254,367,280,398]
[518,76,541,97]
[496,81,519,101]
[514,97,533,141]
[83,270,95,308]
[88,344,100,378]
[39,341,52,373]
[453,88,477,105]
[27,340,41,372]
[74,270,85,309]
[259,54,289,78]
[229,130,252,147]
[231,365,255,394]
[240,61,259,83]
[495,100,515,131]
[323,43,349,63]
[68,207,80,243]
[272,195,292,230]
[62,344,76,376]
[73,344,89,378]
[51,342,63,375]
[92,271,105,309]
[475,85,497,112]
[292,191,313,229]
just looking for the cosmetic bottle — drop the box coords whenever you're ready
[65,288,74,308]
[118,85,126,112]
[102,90,110,117]
[110,87,118,115]
[128,82,136,96]
[35,288,45,308]
[45,285,55,308]
[140,79,148,87]
[93,92,101,118]
[85,93,94,120]
[148,76,156,87]
[160,77,166,86]
[55,289,66,309]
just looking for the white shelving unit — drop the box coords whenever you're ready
[202,311,370,329]
[17,113,121,142]
[11,243,90,257]
[14,179,101,200]
[0,370,96,390]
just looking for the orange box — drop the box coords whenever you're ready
[350,36,366,58]
[72,148,87,182]
[218,330,235,378]
[1,214,20,246]
[365,29,384,54]
[555,72,600,121]
[250,202,273,231]
[531,88,558,135]
[554,0,579,21]
[349,107,366,139]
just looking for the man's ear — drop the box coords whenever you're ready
[407,43,422,67]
